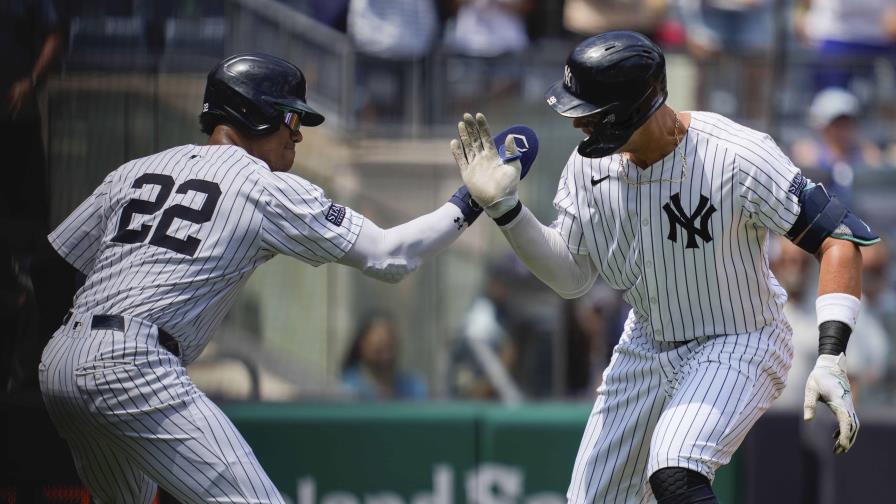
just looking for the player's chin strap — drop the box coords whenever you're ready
[785,179,880,254]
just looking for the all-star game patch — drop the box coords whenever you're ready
[326,203,346,226]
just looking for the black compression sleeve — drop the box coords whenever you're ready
[818,320,852,356]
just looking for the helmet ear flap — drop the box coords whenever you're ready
[199,81,280,136]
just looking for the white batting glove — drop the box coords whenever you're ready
[450,113,522,218]
[803,353,859,454]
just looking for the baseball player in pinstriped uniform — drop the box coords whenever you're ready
[452,31,880,503]
[38,53,537,503]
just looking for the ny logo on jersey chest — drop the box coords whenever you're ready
[662,192,716,249]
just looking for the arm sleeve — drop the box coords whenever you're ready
[500,205,598,299]
[260,173,364,266]
[48,174,114,275]
[337,202,466,283]
[549,157,589,255]
[736,134,804,236]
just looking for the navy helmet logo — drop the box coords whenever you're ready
[563,65,577,94]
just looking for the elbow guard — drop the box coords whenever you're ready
[785,180,880,254]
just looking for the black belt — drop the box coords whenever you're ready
[91,314,181,357]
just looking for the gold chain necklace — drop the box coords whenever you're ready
[617,112,688,186]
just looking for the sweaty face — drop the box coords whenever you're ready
[251,123,302,172]
[823,116,858,148]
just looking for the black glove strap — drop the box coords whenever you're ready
[493,201,523,226]
[818,320,852,356]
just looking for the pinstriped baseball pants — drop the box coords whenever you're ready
[39,312,285,504]
[566,318,793,504]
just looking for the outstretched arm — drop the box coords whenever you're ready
[452,112,598,298]
[337,202,467,283]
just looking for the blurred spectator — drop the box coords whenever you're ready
[563,282,620,397]
[443,0,532,57]
[1,0,71,393]
[562,0,668,39]
[449,252,561,401]
[677,0,773,121]
[1,0,61,237]
[342,310,428,400]
[347,0,439,123]
[309,0,350,31]
[442,0,534,108]
[770,238,889,410]
[862,242,896,334]
[449,256,525,402]
[860,242,896,400]
[796,0,896,93]
[791,87,884,206]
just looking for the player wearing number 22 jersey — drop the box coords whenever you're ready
[38,53,538,503]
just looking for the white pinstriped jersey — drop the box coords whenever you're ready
[49,144,363,363]
[552,112,803,342]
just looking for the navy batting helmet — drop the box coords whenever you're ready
[200,53,325,136]
[544,31,667,158]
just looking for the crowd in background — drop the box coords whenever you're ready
[3,0,896,411]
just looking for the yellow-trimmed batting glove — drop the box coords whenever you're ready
[450,113,522,219]
[803,353,859,454]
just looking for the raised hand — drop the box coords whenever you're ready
[450,113,522,218]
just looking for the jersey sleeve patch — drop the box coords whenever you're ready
[260,173,362,266]
[325,204,346,227]
[787,173,808,197]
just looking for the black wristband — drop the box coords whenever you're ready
[448,185,483,227]
[818,320,852,356]
[493,200,523,226]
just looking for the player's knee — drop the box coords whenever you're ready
[648,467,718,504]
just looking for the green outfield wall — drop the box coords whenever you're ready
[222,403,739,504]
